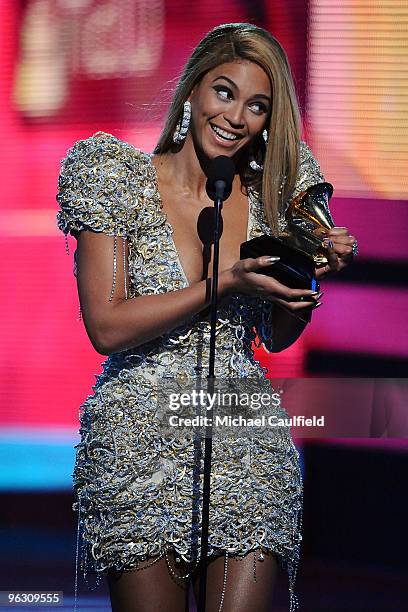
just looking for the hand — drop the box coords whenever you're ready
[315,226,357,280]
[222,256,322,319]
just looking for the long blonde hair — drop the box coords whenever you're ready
[154,23,301,235]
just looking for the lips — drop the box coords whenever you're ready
[209,123,243,148]
[210,124,241,140]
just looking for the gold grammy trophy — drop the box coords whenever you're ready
[240,182,334,289]
[282,181,334,266]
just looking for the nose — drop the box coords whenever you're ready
[223,103,245,129]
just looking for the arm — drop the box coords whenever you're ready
[76,231,229,355]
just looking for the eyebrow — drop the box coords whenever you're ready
[212,75,271,102]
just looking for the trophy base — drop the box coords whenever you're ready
[240,234,318,291]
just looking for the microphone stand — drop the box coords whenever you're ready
[197,185,224,612]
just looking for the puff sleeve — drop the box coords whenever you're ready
[56,131,141,301]
[255,141,328,353]
[56,132,140,238]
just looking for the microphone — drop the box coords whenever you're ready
[205,156,235,201]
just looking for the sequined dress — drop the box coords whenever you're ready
[56,132,325,610]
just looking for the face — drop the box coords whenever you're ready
[189,60,271,159]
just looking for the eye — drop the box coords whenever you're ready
[249,101,268,115]
[213,85,232,100]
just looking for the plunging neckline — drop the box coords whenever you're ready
[148,155,253,289]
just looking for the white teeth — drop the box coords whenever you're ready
[211,125,238,141]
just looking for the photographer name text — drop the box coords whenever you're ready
[167,415,325,428]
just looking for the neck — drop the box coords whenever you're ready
[154,136,209,201]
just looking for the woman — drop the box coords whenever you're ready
[57,23,356,612]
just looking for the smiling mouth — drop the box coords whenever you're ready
[210,124,242,141]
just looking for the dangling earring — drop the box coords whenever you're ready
[249,128,269,172]
[249,156,263,172]
[262,129,268,145]
[173,100,191,143]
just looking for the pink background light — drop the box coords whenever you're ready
[0,0,407,438]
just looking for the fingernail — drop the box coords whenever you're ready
[311,291,319,296]
[313,301,322,308]
[266,256,280,263]
[314,291,324,300]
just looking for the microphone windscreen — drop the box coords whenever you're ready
[206,155,235,185]
[205,156,235,200]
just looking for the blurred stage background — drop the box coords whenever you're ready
[0,1,407,610]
